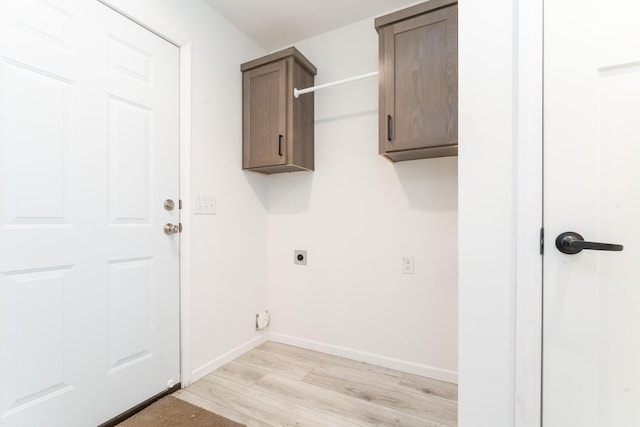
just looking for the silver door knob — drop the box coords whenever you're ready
[164,223,181,235]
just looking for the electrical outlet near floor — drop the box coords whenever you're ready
[401,256,415,274]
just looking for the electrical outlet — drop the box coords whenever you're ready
[194,193,216,215]
[401,256,415,274]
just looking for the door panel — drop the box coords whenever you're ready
[0,1,179,426]
[544,1,640,425]
[107,96,152,225]
[1,62,72,226]
[0,266,76,420]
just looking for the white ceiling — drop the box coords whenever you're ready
[202,0,422,51]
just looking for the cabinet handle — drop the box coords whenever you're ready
[387,115,393,141]
[278,134,283,156]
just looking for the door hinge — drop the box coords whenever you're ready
[540,227,544,255]
[179,199,182,209]
[179,222,183,233]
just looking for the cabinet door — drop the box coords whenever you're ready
[381,5,457,154]
[243,60,287,169]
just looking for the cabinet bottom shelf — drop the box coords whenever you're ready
[382,144,458,162]
[244,164,314,174]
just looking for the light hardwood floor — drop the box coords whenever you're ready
[175,341,457,426]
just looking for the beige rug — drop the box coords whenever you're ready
[116,395,244,427]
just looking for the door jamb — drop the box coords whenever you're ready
[96,0,194,387]
[514,0,543,425]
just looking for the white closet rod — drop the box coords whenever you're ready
[294,71,378,98]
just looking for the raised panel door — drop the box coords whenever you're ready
[0,1,180,425]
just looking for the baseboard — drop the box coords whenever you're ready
[269,332,458,384]
[191,333,269,382]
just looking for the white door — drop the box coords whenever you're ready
[0,1,180,426]
[544,0,640,425]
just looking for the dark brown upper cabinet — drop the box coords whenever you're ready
[376,0,458,162]
[241,47,317,173]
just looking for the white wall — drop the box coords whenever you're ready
[123,0,269,381]
[458,0,518,425]
[266,18,459,381]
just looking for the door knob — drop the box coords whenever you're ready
[164,223,181,235]
[555,231,623,254]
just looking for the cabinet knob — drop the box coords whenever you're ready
[278,134,283,156]
[387,115,393,141]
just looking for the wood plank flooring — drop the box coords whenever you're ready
[175,341,457,426]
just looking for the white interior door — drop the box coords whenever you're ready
[544,0,640,425]
[0,1,180,426]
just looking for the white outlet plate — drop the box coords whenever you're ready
[401,256,415,274]
[194,193,216,215]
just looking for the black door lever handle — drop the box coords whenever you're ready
[555,231,623,255]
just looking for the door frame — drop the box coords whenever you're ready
[97,0,194,387]
[514,0,543,425]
